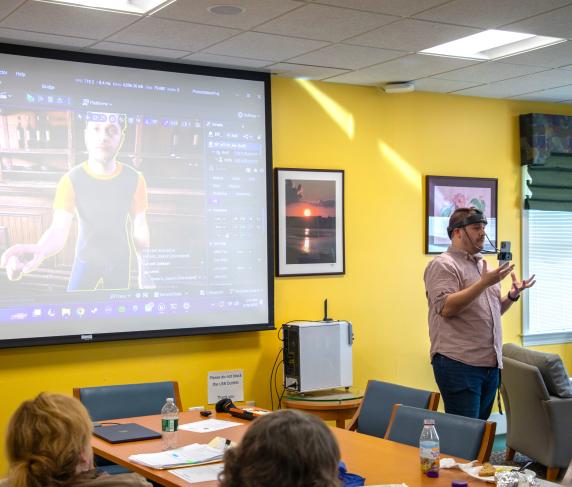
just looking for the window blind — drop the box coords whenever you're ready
[525,155,572,211]
[525,209,572,336]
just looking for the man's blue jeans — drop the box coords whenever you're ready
[432,353,499,420]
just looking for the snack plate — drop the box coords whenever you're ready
[464,465,532,483]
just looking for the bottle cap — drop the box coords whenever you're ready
[167,397,173,402]
[452,481,468,487]
[423,419,435,425]
[427,470,439,478]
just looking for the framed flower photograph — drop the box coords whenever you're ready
[426,176,498,254]
[275,168,345,276]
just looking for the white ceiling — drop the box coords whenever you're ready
[1,0,572,102]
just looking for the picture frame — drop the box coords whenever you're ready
[425,176,498,254]
[275,168,345,277]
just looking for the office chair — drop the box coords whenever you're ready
[74,381,182,475]
[385,404,496,463]
[347,379,440,439]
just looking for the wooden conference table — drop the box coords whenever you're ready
[93,411,472,487]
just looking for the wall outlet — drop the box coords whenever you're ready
[188,405,205,411]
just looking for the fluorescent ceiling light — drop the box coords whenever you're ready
[34,0,174,14]
[420,29,565,60]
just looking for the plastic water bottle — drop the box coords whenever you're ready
[420,418,439,477]
[161,398,179,450]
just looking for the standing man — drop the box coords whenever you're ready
[424,207,535,419]
[1,112,152,291]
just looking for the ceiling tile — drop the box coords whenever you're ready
[433,61,546,83]
[414,77,483,93]
[455,69,572,98]
[0,1,137,38]
[510,85,572,102]
[339,54,479,83]
[269,62,349,79]
[155,0,303,29]
[454,84,524,99]
[414,0,571,29]
[254,3,399,42]
[501,41,572,69]
[497,69,572,92]
[89,42,189,59]
[0,28,94,48]
[310,0,452,17]
[324,70,384,85]
[204,32,329,62]
[1,0,570,99]
[0,0,25,22]
[504,4,572,39]
[107,17,239,52]
[181,53,270,69]
[287,44,407,69]
[346,19,479,52]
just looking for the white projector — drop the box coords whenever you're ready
[283,321,353,393]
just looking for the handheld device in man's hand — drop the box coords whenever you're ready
[497,241,512,266]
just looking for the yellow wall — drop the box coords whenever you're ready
[1,77,572,473]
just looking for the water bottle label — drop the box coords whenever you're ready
[420,446,439,474]
[162,418,178,432]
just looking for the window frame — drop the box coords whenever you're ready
[521,207,572,346]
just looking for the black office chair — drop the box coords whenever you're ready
[385,404,496,463]
[347,380,440,439]
[74,381,182,475]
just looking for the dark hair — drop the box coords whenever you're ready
[5,393,94,487]
[447,207,487,238]
[219,409,341,487]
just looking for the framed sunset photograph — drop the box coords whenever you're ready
[275,168,345,276]
[426,175,498,254]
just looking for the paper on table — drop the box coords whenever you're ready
[169,464,224,483]
[128,443,224,469]
[178,418,243,433]
[440,458,477,470]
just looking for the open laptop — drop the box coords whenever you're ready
[93,423,161,444]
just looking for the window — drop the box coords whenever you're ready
[522,209,572,345]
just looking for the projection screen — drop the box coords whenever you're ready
[0,44,274,348]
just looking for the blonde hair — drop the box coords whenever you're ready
[5,393,94,487]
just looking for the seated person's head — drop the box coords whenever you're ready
[220,409,341,487]
[5,392,94,486]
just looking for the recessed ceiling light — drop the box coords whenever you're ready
[207,5,245,15]
[33,0,174,14]
[420,29,565,60]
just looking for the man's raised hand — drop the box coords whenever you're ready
[480,259,515,287]
[0,244,45,281]
[509,272,536,299]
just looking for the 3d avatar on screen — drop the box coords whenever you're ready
[0,112,152,291]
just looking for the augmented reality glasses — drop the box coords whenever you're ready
[447,209,488,239]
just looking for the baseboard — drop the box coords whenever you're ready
[489,412,507,435]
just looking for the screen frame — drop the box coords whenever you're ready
[0,42,275,349]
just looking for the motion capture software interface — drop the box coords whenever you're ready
[0,53,269,337]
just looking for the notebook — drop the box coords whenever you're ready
[93,423,161,444]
